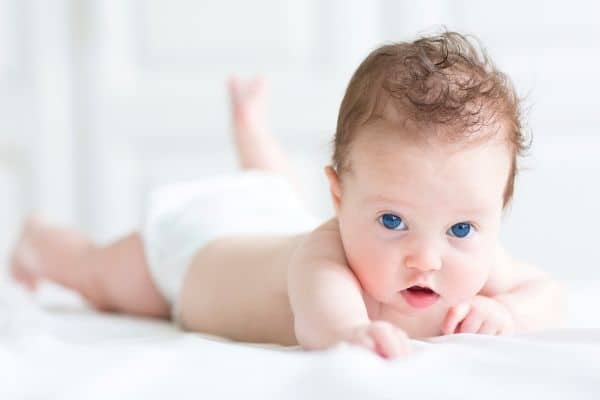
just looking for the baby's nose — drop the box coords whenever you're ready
[404,246,442,272]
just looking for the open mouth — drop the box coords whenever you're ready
[400,285,440,309]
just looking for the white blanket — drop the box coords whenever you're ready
[2,280,599,399]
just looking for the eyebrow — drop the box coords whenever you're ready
[362,194,491,216]
[362,194,413,207]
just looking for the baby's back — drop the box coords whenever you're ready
[177,218,447,345]
[178,232,306,345]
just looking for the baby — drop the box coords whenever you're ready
[10,31,564,358]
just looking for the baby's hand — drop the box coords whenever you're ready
[347,321,410,359]
[442,295,515,336]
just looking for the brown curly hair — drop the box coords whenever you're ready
[332,31,528,206]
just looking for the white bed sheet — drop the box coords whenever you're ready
[2,279,599,399]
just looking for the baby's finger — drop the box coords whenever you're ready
[442,302,471,334]
[369,324,397,358]
[349,329,376,351]
[369,323,409,358]
[386,329,410,358]
[498,322,516,336]
[478,320,497,335]
[457,310,483,334]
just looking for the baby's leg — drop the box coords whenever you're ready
[10,217,169,318]
[228,76,301,193]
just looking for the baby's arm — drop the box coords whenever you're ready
[483,246,565,331]
[288,224,409,357]
[444,245,565,334]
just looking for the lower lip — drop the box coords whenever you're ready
[400,289,440,309]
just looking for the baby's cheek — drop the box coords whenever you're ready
[347,244,394,301]
[442,258,490,304]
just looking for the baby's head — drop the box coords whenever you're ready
[326,31,527,313]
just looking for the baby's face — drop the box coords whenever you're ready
[329,121,511,315]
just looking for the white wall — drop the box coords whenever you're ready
[1,0,599,280]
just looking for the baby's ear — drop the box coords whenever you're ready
[324,166,342,214]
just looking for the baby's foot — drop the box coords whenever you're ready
[228,76,305,197]
[228,76,291,172]
[229,75,269,140]
[10,216,92,293]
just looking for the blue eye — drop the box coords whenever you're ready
[378,213,407,231]
[448,222,473,238]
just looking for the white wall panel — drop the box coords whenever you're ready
[0,0,30,267]
[138,0,312,67]
[27,0,76,224]
[502,135,600,279]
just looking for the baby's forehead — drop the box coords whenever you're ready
[345,122,511,206]
[348,118,512,168]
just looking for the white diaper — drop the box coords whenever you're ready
[141,170,320,319]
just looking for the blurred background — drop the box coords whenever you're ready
[0,0,599,281]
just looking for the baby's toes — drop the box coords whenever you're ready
[10,253,39,291]
[248,76,267,100]
[227,75,242,100]
[9,227,43,290]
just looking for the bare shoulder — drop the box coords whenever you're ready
[480,244,547,296]
[287,217,358,295]
[292,217,347,264]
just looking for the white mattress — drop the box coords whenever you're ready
[2,279,599,399]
